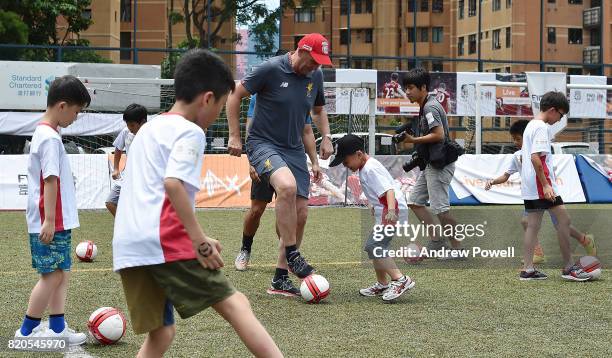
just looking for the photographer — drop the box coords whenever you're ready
[398,68,463,254]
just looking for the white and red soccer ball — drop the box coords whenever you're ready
[404,242,425,264]
[300,274,330,303]
[577,256,602,280]
[88,307,126,345]
[75,241,97,262]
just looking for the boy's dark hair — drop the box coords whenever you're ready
[173,49,235,103]
[402,67,430,91]
[123,103,148,124]
[539,91,569,114]
[47,75,91,108]
[509,119,529,136]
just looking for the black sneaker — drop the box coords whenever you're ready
[519,270,548,281]
[287,253,314,279]
[266,276,301,297]
[561,265,590,282]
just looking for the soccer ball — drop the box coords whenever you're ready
[300,274,330,303]
[75,241,97,262]
[87,307,126,345]
[577,256,602,280]
[404,242,424,264]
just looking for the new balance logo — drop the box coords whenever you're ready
[280,82,289,88]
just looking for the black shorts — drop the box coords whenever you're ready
[524,196,564,211]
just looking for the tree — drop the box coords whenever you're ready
[181,0,321,53]
[0,0,108,62]
[0,10,29,60]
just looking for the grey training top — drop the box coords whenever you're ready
[241,54,325,150]
[418,94,449,157]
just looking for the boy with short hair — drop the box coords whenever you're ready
[330,134,415,302]
[16,75,91,345]
[112,49,282,357]
[518,91,590,281]
[105,103,147,216]
[485,119,596,264]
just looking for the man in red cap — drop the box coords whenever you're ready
[226,33,334,296]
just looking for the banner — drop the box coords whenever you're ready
[569,75,607,119]
[0,111,133,136]
[495,73,533,117]
[376,71,419,115]
[333,69,374,115]
[451,154,586,204]
[0,155,110,210]
[0,62,68,110]
[456,72,496,116]
[525,72,567,136]
[430,72,458,115]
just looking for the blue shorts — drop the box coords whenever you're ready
[522,210,559,226]
[29,230,72,274]
[246,141,310,199]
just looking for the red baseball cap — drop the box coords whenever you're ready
[297,33,333,66]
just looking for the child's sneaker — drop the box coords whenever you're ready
[13,324,49,349]
[359,282,389,297]
[48,325,87,346]
[287,253,314,278]
[382,276,415,302]
[266,276,301,297]
[519,270,548,281]
[234,249,251,271]
[561,265,590,282]
[583,234,596,256]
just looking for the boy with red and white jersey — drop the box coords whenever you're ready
[519,91,590,282]
[112,49,281,357]
[330,134,415,302]
[16,75,91,346]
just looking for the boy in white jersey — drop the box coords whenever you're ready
[112,50,281,357]
[105,103,147,216]
[485,119,596,264]
[16,75,91,346]
[330,134,415,302]
[517,92,590,281]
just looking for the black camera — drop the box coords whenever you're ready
[402,152,426,172]
[392,122,414,144]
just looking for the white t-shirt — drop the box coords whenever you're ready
[112,114,206,271]
[26,123,79,234]
[358,158,408,225]
[505,150,522,175]
[113,127,135,154]
[520,119,558,200]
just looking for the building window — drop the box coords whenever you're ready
[340,30,348,45]
[420,0,428,12]
[468,0,477,17]
[547,67,557,72]
[340,0,348,15]
[365,29,373,43]
[493,29,501,49]
[494,118,501,128]
[469,34,476,54]
[294,35,305,49]
[355,0,363,13]
[365,0,373,13]
[458,0,464,19]
[493,0,501,11]
[506,0,512,7]
[82,9,92,20]
[408,0,416,12]
[432,0,443,12]
[505,117,511,127]
[322,8,325,21]
[294,8,315,23]
[364,58,372,69]
[120,0,132,22]
[505,27,511,48]
[407,28,415,42]
[547,27,556,44]
[432,27,443,43]
[568,0,582,4]
[590,29,600,46]
[339,59,348,68]
[432,61,443,72]
[120,32,131,60]
[458,36,464,56]
[548,0,555,3]
[568,67,582,75]
[419,27,428,42]
[568,28,582,44]
[505,66,511,73]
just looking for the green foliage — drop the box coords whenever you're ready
[0,10,29,60]
[60,39,112,63]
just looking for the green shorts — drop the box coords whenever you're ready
[119,260,236,334]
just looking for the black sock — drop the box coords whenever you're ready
[241,234,254,253]
[285,245,299,262]
[274,268,289,281]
